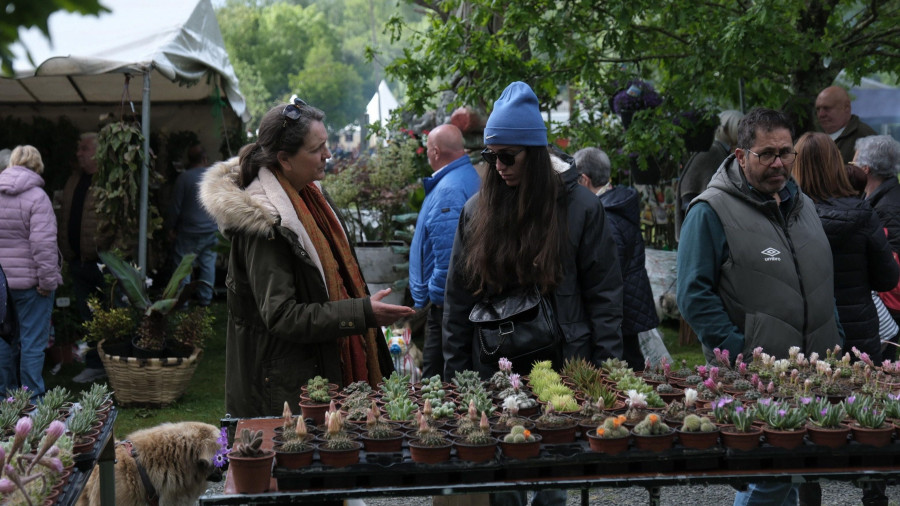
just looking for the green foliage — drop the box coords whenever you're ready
[763,404,808,431]
[807,397,847,429]
[383,0,900,154]
[94,122,161,253]
[0,0,108,75]
[82,300,135,345]
[325,129,428,243]
[171,307,215,349]
[67,407,97,437]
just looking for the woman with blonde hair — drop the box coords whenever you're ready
[793,132,898,362]
[0,145,61,397]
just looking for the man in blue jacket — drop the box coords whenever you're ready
[409,124,481,378]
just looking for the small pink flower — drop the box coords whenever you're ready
[45,420,65,440]
[44,457,63,473]
[498,358,512,372]
[14,417,32,437]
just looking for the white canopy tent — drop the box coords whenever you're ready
[366,79,398,132]
[0,0,249,274]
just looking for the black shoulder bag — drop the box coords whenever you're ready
[469,286,563,372]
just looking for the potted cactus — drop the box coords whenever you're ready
[227,428,275,494]
[360,402,404,453]
[532,401,578,444]
[677,414,720,449]
[630,413,675,451]
[453,411,498,463]
[408,413,452,463]
[499,424,542,459]
[317,408,362,467]
[586,415,630,454]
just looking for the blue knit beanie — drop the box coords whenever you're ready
[484,82,547,146]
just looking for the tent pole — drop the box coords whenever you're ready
[139,70,151,276]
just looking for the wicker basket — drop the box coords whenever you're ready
[98,339,202,407]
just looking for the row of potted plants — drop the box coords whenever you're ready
[0,384,114,505]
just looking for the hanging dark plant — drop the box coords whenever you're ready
[93,121,163,254]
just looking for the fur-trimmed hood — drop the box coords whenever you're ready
[199,157,278,238]
[199,156,338,285]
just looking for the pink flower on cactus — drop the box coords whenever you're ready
[696,365,708,377]
[498,358,512,372]
[44,457,63,473]
[45,420,65,441]
[703,378,716,391]
[14,417,31,437]
[739,362,747,374]
[510,373,521,390]
[766,382,775,394]
[753,347,763,359]
[0,478,14,494]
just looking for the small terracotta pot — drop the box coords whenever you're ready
[720,426,762,451]
[805,423,850,448]
[298,401,330,425]
[657,388,685,405]
[360,432,404,453]
[274,445,314,469]
[585,430,629,455]
[676,429,720,450]
[631,429,676,452]
[850,423,894,447]
[762,426,807,450]
[228,451,274,494]
[454,438,499,463]
[71,434,97,454]
[533,422,578,444]
[408,439,452,464]
[499,434,542,460]
[317,441,362,468]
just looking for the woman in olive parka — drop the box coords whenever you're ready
[200,98,414,418]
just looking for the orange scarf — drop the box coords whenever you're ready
[275,172,382,386]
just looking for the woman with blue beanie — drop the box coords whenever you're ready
[442,82,624,505]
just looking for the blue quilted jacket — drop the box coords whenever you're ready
[409,155,481,307]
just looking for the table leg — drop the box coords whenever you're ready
[98,434,116,505]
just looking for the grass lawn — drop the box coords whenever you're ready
[44,301,704,439]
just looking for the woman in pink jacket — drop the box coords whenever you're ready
[0,145,61,398]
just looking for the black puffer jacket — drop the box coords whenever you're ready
[867,177,900,256]
[817,196,899,360]
[599,186,660,335]
[442,156,624,379]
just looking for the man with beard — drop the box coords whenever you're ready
[677,108,843,506]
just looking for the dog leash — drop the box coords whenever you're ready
[118,440,160,506]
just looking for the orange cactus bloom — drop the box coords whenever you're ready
[616,415,626,423]
[523,429,532,438]
[597,427,605,436]
[648,414,659,424]
[612,418,623,428]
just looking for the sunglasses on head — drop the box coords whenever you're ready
[481,147,525,166]
[281,95,309,122]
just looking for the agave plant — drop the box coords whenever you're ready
[98,250,207,352]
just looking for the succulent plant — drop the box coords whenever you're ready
[534,402,573,429]
[67,406,97,437]
[39,386,72,412]
[632,413,671,436]
[232,428,266,457]
[656,383,675,394]
[503,424,536,443]
[280,437,312,453]
[680,414,716,433]
[413,414,449,447]
[322,433,358,450]
[595,415,629,439]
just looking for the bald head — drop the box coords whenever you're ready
[426,124,466,171]
[816,86,852,134]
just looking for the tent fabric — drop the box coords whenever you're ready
[366,80,398,131]
[2,0,248,123]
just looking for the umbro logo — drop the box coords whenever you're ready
[761,247,781,261]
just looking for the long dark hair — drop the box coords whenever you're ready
[238,102,325,188]
[463,145,563,295]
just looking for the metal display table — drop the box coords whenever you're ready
[199,417,900,505]
[54,407,117,506]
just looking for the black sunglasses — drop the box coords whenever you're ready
[282,95,309,122]
[481,147,525,166]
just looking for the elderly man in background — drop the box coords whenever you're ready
[409,124,480,378]
[60,133,113,384]
[815,86,876,163]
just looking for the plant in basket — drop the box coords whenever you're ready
[96,249,212,357]
[0,418,68,505]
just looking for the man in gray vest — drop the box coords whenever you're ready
[677,108,842,506]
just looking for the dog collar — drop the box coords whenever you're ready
[118,440,160,506]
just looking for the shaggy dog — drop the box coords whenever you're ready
[77,421,223,506]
